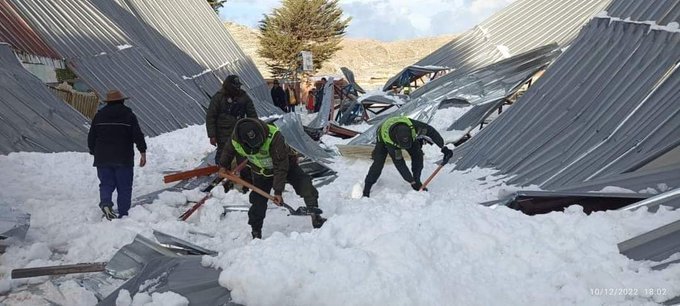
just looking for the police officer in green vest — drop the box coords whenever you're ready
[218,118,326,239]
[362,116,453,197]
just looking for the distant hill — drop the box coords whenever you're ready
[224,22,456,90]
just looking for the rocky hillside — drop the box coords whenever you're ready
[224,22,455,90]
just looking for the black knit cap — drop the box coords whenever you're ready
[237,119,264,151]
[389,123,413,149]
[227,75,242,87]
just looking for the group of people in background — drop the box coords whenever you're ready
[271,77,327,114]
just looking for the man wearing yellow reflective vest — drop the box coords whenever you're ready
[218,118,326,239]
[362,116,453,197]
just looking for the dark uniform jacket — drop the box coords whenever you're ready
[206,89,258,143]
[87,102,146,167]
[374,119,444,183]
[271,86,287,112]
[219,119,295,195]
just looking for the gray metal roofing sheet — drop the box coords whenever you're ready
[607,0,680,25]
[9,0,277,138]
[387,0,611,89]
[478,0,610,55]
[0,205,30,240]
[308,77,334,130]
[70,46,207,135]
[0,1,59,58]
[559,165,680,196]
[100,235,235,306]
[274,113,334,164]
[618,217,680,262]
[452,17,680,190]
[446,98,505,133]
[349,45,559,145]
[620,188,680,212]
[0,43,88,154]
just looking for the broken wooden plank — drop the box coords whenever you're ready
[163,165,219,183]
[11,262,107,279]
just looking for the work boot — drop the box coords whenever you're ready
[99,202,116,221]
[311,214,326,229]
[251,230,262,239]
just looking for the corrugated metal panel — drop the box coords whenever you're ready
[70,47,207,135]
[0,43,88,154]
[618,216,680,262]
[559,165,680,196]
[308,77,334,129]
[112,0,275,111]
[349,44,559,145]
[387,0,611,89]
[274,113,334,164]
[478,0,610,55]
[447,98,505,134]
[0,1,59,58]
[607,0,680,25]
[9,0,278,137]
[452,17,680,190]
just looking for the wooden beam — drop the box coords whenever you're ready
[11,262,107,279]
[163,165,219,183]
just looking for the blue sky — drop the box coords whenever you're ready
[219,0,516,41]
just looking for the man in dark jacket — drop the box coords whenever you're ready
[88,90,147,219]
[362,116,453,197]
[218,118,326,239]
[314,77,327,113]
[270,79,287,112]
[206,75,258,165]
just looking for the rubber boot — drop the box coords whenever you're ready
[311,214,326,229]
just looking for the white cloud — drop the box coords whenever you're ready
[219,0,516,41]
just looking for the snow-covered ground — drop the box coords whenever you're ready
[1,110,679,306]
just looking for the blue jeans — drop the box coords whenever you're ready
[97,166,134,217]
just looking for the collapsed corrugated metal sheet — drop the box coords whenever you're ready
[0,0,59,58]
[275,113,334,164]
[9,0,278,137]
[606,0,680,25]
[308,77,334,130]
[0,205,30,240]
[349,44,559,145]
[413,44,560,100]
[387,0,611,90]
[559,165,680,196]
[485,190,648,215]
[0,43,89,154]
[452,17,680,190]
[100,235,236,305]
[340,67,365,94]
[618,214,680,262]
[446,98,504,135]
[70,47,207,134]
[100,0,276,111]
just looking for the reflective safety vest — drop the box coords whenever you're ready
[232,124,279,176]
[379,116,416,147]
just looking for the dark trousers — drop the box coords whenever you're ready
[248,163,319,231]
[364,142,424,190]
[97,166,133,217]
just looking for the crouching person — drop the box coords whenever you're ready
[218,118,326,239]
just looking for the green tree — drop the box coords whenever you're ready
[207,0,227,12]
[258,0,350,78]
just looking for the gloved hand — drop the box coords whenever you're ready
[441,146,453,164]
[411,181,422,191]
